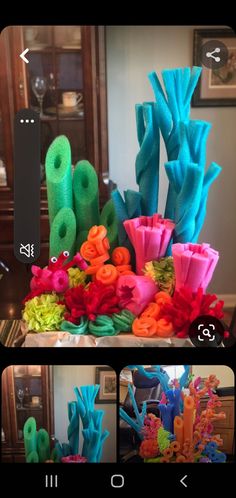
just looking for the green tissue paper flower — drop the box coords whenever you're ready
[158,427,171,453]
[144,257,175,295]
[22,294,66,332]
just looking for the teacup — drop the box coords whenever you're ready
[62,91,83,108]
[32,396,40,405]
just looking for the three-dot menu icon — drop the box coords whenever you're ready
[14,109,41,263]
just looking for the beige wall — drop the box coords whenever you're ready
[192,365,234,387]
[120,383,128,403]
[53,365,116,462]
[106,26,236,294]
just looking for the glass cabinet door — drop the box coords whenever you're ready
[23,26,86,172]
[13,365,44,443]
[0,28,14,190]
[0,110,8,187]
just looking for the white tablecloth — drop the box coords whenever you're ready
[21,331,193,347]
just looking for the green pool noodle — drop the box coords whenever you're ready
[23,417,37,458]
[100,198,119,253]
[45,135,73,226]
[37,428,50,462]
[73,160,100,234]
[60,317,88,334]
[76,230,89,252]
[26,451,39,463]
[49,207,76,259]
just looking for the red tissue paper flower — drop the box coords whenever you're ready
[64,285,86,323]
[161,286,224,338]
[61,455,87,463]
[64,281,119,323]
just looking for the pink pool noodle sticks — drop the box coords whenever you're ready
[116,274,157,315]
[172,243,219,293]
[124,214,175,274]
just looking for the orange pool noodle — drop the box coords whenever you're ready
[85,264,102,275]
[183,396,195,444]
[156,318,174,338]
[112,246,131,266]
[96,264,118,285]
[154,291,172,306]
[132,317,157,337]
[90,253,110,266]
[80,241,99,261]
[141,302,160,320]
[88,225,107,254]
[174,416,184,449]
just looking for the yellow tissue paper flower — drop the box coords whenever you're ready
[68,267,87,288]
[144,257,175,295]
[22,293,65,332]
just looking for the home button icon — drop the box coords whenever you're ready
[111,474,125,488]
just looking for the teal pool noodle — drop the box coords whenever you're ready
[37,428,50,462]
[60,318,88,335]
[45,135,73,226]
[67,401,80,455]
[26,451,39,463]
[73,160,100,234]
[96,429,110,463]
[148,67,202,220]
[111,189,133,252]
[192,162,221,242]
[100,198,119,253]
[135,102,160,216]
[124,190,142,219]
[51,447,60,463]
[49,207,76,259]
[23,417,37,458]
[55,441,63,461]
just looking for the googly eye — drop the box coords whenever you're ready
[51,256,57,263]
[63,251,69,257]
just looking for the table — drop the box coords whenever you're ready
[21,331,194,347]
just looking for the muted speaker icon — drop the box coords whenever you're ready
[19,243,34,258]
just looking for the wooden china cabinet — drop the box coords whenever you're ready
[1,365,54,462]
[0,26,109,317]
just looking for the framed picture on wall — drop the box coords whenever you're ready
[192,28,236,106]
[95,367,117,404]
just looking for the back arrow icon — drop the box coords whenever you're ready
[180,475,188,488]
[20,48,29,63]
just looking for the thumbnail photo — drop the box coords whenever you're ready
[119,365,234,463]
[0,26,236,347]
[1,365,117,463]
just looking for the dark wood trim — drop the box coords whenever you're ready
[81,25,108,177]
[82,25,98,169]
[10,27,29,111]
[96,26,109,180]
[8,366,23,448]
[1,368,12,449]
[0,29,14,189]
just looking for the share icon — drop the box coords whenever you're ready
[206,47,221,63]
[200,39,228,69]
